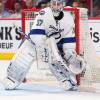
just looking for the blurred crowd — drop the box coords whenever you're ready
[0,0,100,18]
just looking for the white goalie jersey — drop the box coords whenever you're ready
[30,7,75,45]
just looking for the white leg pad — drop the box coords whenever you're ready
[4,39,36,90]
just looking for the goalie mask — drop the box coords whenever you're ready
[50,0,65,17]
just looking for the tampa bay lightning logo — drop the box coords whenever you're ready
[48,25,64,39]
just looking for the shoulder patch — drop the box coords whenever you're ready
[39,10,45,15]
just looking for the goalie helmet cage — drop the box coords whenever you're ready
[21,7,100,92]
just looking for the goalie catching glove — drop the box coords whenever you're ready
[63,50,86,74]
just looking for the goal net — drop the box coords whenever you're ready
[21,7,100,92]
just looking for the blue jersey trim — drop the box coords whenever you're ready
[57,37,76,49]
[29,29,46,35]
[60,37,76,43]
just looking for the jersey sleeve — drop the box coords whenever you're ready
[29,10,46,36]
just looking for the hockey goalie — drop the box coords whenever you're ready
[3,0,86,91]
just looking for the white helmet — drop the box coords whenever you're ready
[50,0,65,17]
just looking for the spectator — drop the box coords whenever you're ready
[65,0,74,6]
[92,0,100,17]
[0,2,11,18]
[72,1,79,8]
[2,0,16,12]
[36,1,48,8]
[25,0,33,9]
[10,1,21,18]
[72,0,87,8]
[46,1,51,7]
[33,0,38,7]
[1,0,26,12]
[16,0,26,9]
[36,0,51,9]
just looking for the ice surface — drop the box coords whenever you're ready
[0,61,100,100]
[0,82,100,100]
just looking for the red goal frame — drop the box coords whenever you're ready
[21,8,80,85]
